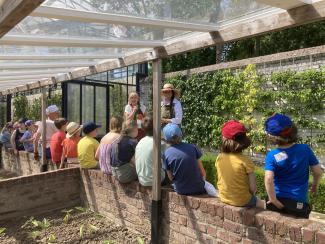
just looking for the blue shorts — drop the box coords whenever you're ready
[244,195,257,207]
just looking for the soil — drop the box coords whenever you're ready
[0,208,148,244]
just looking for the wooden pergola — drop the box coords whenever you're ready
[0,0,324,243]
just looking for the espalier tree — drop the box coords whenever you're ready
[165,65,325,155]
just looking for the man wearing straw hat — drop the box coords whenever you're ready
[161,83,183,127]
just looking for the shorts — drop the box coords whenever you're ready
[244,195,257,207]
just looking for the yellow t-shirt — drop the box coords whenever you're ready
[215,153,254,206]
[77,136,99,169]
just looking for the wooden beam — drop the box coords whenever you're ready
[255,0,311,10]
[151,58,162,244]
[0,0,44,38]
[163,44,325,79]
[1,0,325,94]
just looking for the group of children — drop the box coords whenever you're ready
[1,91,322,220]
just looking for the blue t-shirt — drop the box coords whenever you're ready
[20,130,34,152]
[265,144,319,203]
[163,142,205,195]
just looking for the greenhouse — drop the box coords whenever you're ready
[0,0,324,243]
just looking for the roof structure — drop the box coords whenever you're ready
[0,0,324,94]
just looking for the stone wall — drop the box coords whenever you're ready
[80,169,325,244]
[1,148,56,176]
[0,168,81,221]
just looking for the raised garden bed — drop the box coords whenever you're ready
[0,207,148,244]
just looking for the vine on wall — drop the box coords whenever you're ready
[165,65,325,155]
[13,92,62,121]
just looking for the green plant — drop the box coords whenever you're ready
[62,209,74,224]
[0,227,6,237]
[137,237,145,244]
[79,223,99,239]
[13,95,28,121]
[29,218,56,243]
[21,216,35,229]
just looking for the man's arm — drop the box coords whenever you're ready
[265,170,284,209]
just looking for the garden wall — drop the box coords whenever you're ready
[1,148,56,176]
[0,168,81,221]
[80,169,325,244]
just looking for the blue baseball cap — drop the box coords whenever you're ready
[25,120,34,126]
[265,113,293,136]
[82,122,101,134]
[163,123,182,141]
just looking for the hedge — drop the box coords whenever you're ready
[201,153,325,214]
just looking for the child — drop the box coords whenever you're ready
[163,123,217,196]
[50,118,68,168]
[216,120,264,208]
[124,92,147,141]
[110,120,138,183]
[264,113,323,218]
[60,122,82,168]
[78,122,100,169]
[0,122,14,149]
[20,120,36,153]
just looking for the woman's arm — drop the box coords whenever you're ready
[197,159,206,180]
[166,170,173,181]
[265,170,284,209]
[310,164,323,194]
[248,173,257,195]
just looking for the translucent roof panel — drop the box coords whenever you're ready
[10,16,187,41]
[42,0,271,26]
[0,45,129,56]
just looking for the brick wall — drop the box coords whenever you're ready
[1,148,56,176]
[0,168,81,221]
[80,169,325,244]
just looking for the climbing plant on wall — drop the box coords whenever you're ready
[165,65,325,155]
[12,91,62,122]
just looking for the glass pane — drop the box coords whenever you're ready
[109,84,127,118]
[81,85,94,123]
[67,83,80,123]
[43,0,270,25]
[95,86,107,135]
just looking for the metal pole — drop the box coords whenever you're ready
[41,87,47,170]
[151,59,162,244]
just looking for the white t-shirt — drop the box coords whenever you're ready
[124,104,146,128]
[37,120,58,148]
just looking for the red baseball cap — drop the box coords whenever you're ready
[221,120,247,139]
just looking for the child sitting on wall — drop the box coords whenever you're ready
[50,118,68,169]
[60,122,82,168]
[78,122,101,169]
[20,120,35,153]
[163,123,217,196]
[110,120,138,183]
[215,120,265,208]
[264,113,323,218]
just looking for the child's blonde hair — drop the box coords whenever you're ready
[128,92,139,101]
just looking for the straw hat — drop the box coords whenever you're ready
[161,83,180,98]
[66,122,82,138]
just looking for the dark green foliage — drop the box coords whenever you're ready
[165,66,325,155]
[201,154,325,214]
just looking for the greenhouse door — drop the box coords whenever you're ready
[62,80,109,137]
